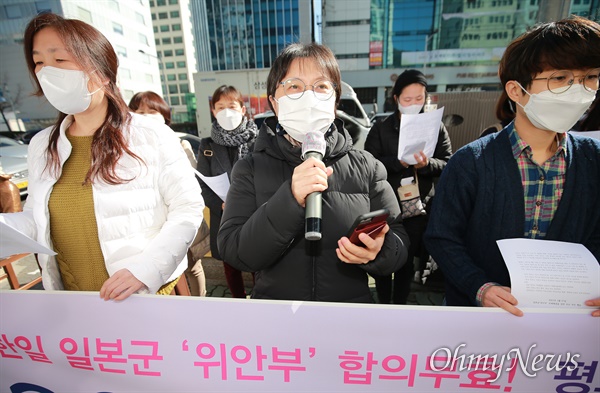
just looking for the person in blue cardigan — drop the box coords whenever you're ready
[424,16,600,317]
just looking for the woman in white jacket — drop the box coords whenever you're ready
[0,13,204,300]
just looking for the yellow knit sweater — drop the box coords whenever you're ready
[48,134,178,295]
[49,134,108,291]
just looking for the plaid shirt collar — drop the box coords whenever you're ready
[507,123,568,160]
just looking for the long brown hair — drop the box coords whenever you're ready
[23,13,142,185]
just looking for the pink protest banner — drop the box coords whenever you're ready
[0,291,598,392]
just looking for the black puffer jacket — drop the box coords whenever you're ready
[217,117,409,303]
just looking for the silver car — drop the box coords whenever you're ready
[0,137,29,198]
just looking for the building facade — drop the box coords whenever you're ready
[0,0,161,128]
[191,0,314,132]
[149,0,197,123]
[322,0,599,114]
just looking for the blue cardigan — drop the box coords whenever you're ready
[424,124,600,306]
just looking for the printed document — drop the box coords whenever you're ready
[0,221,56,258]
[569,130,600,140]
[193,169,230,202]
[397,107,444,165]
[497,238,600,309]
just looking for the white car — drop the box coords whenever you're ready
[0,137,29,198]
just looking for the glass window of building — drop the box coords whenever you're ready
[167,74,177,81]
[162,37,172,44]
[170,96,180,105]
[169,0,179,4]
[163,50,174,57]
[165,62,175,69]
[176,61,186,68]
[172,24,182,31]
[155,38,160,45]
[153,26,158,33]
[170,11,180,18]
[160,25,170,32]
[136,12,145,25]
[113,22,124,35]
[169,85,179,94]
[120,68,131,79]
[156,0,166,5]
[108,0,119,12]
[115,45,127,58]
[152,13,156,20]
[138,33,149,46]
[77,7,92,24]
[178,73,187,80]
[158,12,168,19]
[5,4,22,18]
[150,0,155,6]
[179,84,189,94]
[175,49,184,56]
[35,0,52,13]
[173,36,183,44]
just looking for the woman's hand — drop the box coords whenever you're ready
[585,297,600,317]
[481,285,523,317]
[99,269,147,301]
[413,151,429,169]
[291,157,333,207]
[336,224,389,264]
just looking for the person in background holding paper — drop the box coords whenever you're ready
[0,13,204,300]
[197,85,257,298]
[128,91,209,297]
[424,16,600,317]
[217,43,409,302]
[364,69,452,304]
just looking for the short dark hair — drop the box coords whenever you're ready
[499,16,600,90]
[129,91,171,125]
[211,85,244,110]
[266,43,342,112]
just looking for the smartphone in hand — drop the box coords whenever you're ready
[346,209,390,246]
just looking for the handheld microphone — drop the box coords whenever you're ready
[301,132,327,241]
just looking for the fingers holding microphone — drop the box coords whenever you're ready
[291,158,333,207]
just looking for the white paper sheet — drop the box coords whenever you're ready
[193,169,230,202]
[0,221,56,258]
[497,238,600,309]
[570,130,600,140]
[397,107,444,164]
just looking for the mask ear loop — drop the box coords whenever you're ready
[86,69,104,96]
[508,99,515,114]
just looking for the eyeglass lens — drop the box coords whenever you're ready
[281,78,335,100]
[546,68,600,94]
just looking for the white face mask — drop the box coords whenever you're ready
[36,66,101,115]
[398,103,424,115]
[143,113,165,124]
[275,92,335,142]
[216,108,243,131]
[516,82,596,133]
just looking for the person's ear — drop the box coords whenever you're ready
[505,80,525,103]
[269,95,278,116]
[241,105,247,116]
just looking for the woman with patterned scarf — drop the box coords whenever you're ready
[197,85,258,298]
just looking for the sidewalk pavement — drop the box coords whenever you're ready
[1,255,445,306]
